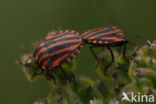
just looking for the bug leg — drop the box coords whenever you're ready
[31,69,44,80]
[33,49,36,57]
[123,43,127,58]
[89,45,100,67]
[59,65,67,77]
[123,43,130,61]
[46,70,56,84]
[59,65,73,83]
[117,46,122,55]
[104,46,114,70]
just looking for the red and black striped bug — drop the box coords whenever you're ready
[33,30,83,82]
[81,25,127,69]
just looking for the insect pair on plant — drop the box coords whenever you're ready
[32,25,129,82]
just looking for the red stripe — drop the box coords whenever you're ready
[36,39,81,58]
[39,44,80,65]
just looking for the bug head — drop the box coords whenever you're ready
[17,44,43,81]
[17,44,36,66]
[16,53,35,67]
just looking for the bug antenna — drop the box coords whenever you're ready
[32,41,37,49]
[127,41,140,49]
[127,41,137,46]
[127,35,146,47]
[128,35,146,41]
[20,43,29,54]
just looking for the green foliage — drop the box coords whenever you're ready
[17,40,156,104]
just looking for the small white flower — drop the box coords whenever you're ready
[89,98,103,104]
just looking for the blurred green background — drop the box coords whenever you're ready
[0,0,156,104]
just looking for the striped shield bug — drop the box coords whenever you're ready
[81,25,127,69]
[33,30,83,82]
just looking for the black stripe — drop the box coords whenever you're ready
[36,37,81,53]
[39,44,82,69]
[46,51,71,69]
[38,57,49,68]
[82,26,107,36]
[83,26,122,38]
[46,30,79,41]
[39,51,71,69]
[85,28,120,39]
[37,48,49,62]
[95,33,125,39]
[48,42,80,53]
[82,26,119,38]
[46,37,80,47]
[45,30,66,40]
[55,45,81,65]
[66,45,82,61]
[65,53,74,63]
[37,42,81,61]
